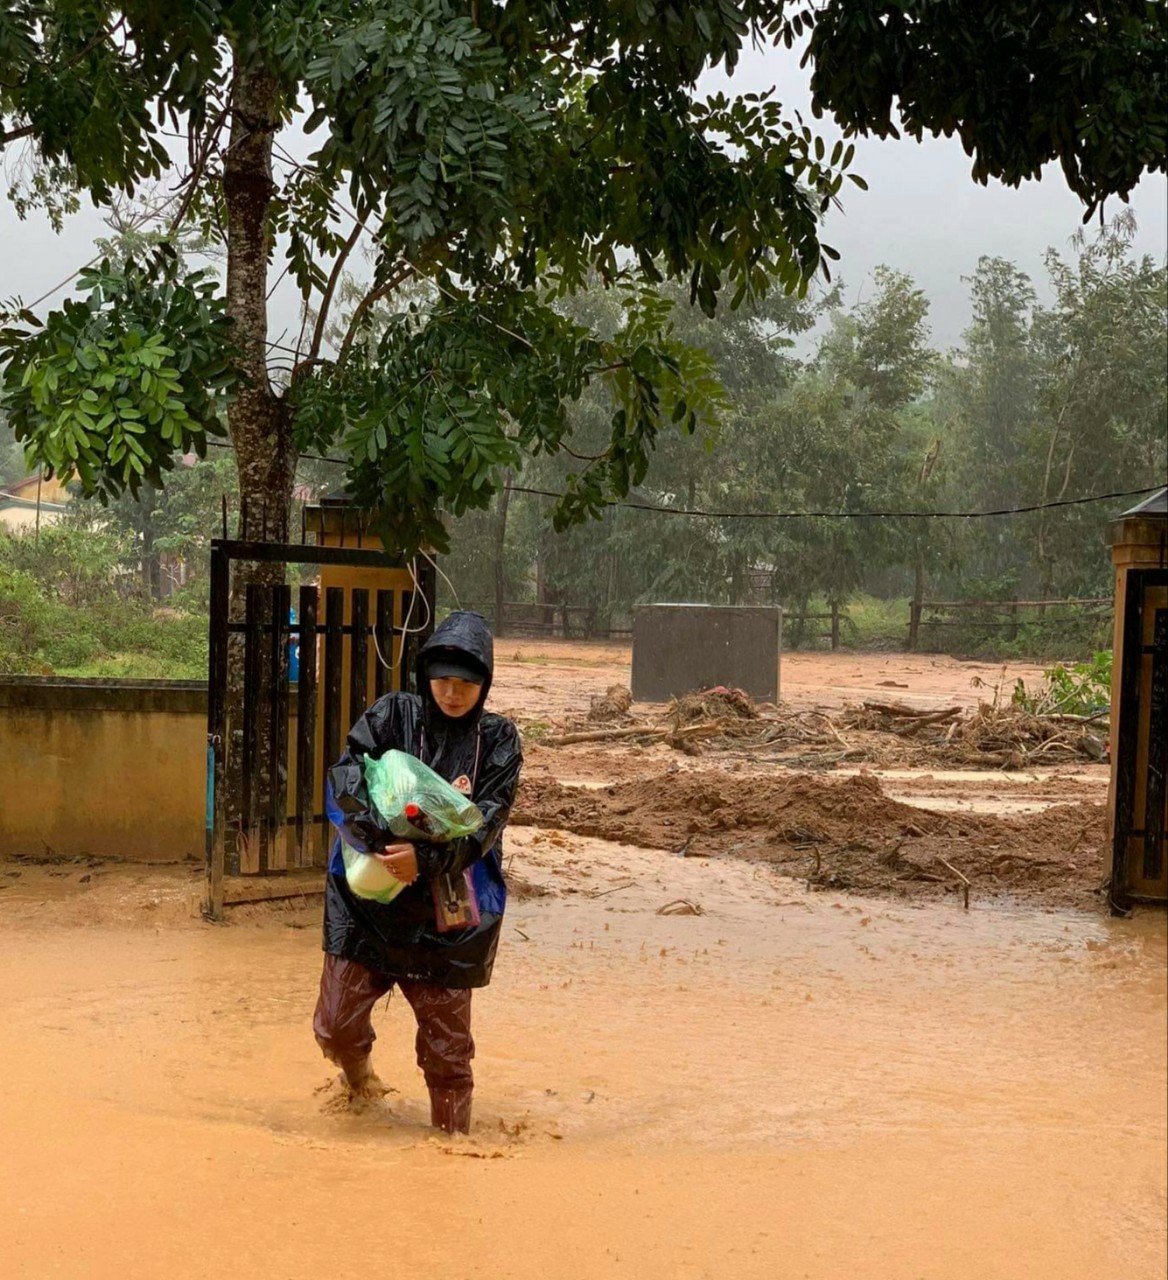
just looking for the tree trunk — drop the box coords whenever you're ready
[220,54,295,875]
[493,475,512,635]
[909,548,926,650]
[141,524,161,602]
[536,530,551,628]
[223,54,296,547]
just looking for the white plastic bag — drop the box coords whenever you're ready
[341,845,406,904]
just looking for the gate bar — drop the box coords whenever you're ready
[205,544,230,918]
[241,583,263,874]
[350,588,370,725]
[322,587,345,861]
[1145,606,1167,881]
[375,589,395,700]
[294,585,318,869]
[269,584,292,873]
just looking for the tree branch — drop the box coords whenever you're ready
[0,123,34,148]
[167,102,230,237]
[337,265,416,365]
[303,216,368,370]
[562,443,610,462]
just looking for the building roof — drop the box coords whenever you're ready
[1120,488,1167,518]
[0,470,72,504]
[0,491,68,512]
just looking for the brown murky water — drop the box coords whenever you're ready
[1,830,1164,1280]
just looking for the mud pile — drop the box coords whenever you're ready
[587,684,634,722]
[513,771,1108,909]
[667,686,760,726]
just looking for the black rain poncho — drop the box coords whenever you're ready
[323,611,522,988]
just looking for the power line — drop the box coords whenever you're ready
[508,484,1165,520]
[201,440,1160,520]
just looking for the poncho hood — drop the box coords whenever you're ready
[417,611,495,729]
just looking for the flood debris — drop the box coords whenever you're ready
[656,899,704,916]
[840,700,1108,767]
[537,687,1108,768]
[667,686,758,727]
[588,684,633,722]
[513,770,1107,909]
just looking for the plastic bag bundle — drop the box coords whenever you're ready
[365,750,485,840]
[342,751,484,903]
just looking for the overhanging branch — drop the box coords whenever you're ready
[337,264,416,365]
[302,216,368,371]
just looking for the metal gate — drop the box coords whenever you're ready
[203,537,435,917]
[1111,568,1168,911]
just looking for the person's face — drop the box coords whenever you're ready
[429,675,482,719]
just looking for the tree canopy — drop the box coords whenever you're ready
[1,2,1164,555]
[435,218,1164,635]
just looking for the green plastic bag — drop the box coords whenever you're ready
[365,750,484,841]
[342,751,484,904]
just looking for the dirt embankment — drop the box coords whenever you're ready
[514,770,1107,909]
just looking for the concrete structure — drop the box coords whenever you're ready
[1106,489,1167,910]
[631,604,782,703]
[0,677,207,861]
[0,472,70,533]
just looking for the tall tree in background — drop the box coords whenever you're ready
[939,219,1167,602]
[1,1,1164,558]
[755,266,934,623]
[1029,213,1168,597]
[942,257,1041,594]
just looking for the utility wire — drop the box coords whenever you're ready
[201,440,1161,520]
[507,484,1165,520]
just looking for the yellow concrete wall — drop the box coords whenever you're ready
[0,706,205,862]
[4,472,71,504]
[0,504,67,533]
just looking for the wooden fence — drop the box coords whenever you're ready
[459,601,633,640]
[456,595,1112,651]
[908,596,1112,649]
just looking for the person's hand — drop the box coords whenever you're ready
[375,842,419,884]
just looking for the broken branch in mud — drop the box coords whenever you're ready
[544,720,726,748]
[862,701,963,720]
[656,898,704,916]
[543,724,659,746]
[937,857,972,910]
[808,710,851,748]
[587,879,638,899]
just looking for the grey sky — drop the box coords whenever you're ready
[1,39,1164,354]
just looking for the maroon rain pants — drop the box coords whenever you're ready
[313,953,475,1133]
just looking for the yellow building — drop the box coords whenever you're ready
[0,471,70,534]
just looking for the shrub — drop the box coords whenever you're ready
[1012,650,1112,716]
[0,527,207,677]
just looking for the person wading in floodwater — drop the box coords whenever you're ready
[314,610,523,1134]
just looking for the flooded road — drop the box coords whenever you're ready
[1,831,1164,1280]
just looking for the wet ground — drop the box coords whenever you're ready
[0,645,1164,1278]
[505,643,1114,911]
[0,843,1164,1279]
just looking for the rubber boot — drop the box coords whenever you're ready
[341,1054,374,1091]
[429,1087,473,1134]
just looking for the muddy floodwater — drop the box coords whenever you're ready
[1,833,1164,1280]
[1,648,1164,1278]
